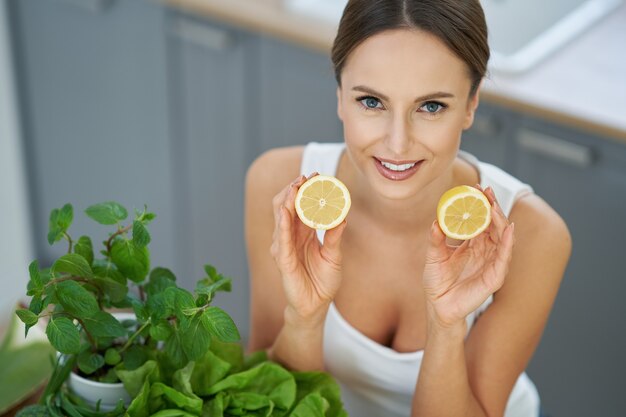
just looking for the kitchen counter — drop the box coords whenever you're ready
[166,0,626,143]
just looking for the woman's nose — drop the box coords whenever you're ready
[384,113,413,156]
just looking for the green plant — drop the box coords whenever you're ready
[14,202,348,417]
[15,201,239,384]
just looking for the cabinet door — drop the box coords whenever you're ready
[513,120,626,417]
[10,0,175,269]
[258,36,342,153]
[167,13,257,340]
[460,101,515,169]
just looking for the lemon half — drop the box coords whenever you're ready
[437,185,491,240]
[295,175,351,230]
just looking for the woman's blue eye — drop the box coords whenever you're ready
[359,97,382,109]
[422,102,444,113]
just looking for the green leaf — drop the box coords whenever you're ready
[15,309,38,326]
[104,348,121,365]
[46,317,80,354]
[289,393,329,417]
[77,350,105,375]
[180,314,211,361]
[52,253,94,278]
[150,382,202,415]
[15,405,51,417]
[132,220,151,247]
[126,380,150,417]
[122,345,148,371]
[164,331,186,369]
[116,359,160,398]
[47,204,73,245]
[190,350,232,396]
[55,280,99,317]
[74,236,94,266]
[195,276,232,301]
[82,311,127,339]
[92,276,128,303]
[149,320,172,341]
[92,259,126,284]
[145,267,176,297]
[110,239,150,283]
[209,338,244,372]
[29,294,44,316]
[84,201,128,225]
[28,260,43,292]
[206,362,296,412]
[202,307,240,343]
[291,372,348,417]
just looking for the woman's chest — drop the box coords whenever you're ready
[333,231,430,352]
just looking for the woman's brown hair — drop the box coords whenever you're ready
[331,0,490,96]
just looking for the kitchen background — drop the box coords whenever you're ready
[1,0,625,416]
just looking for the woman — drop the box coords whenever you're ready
[245,1,571,416]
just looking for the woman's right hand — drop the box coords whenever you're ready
[270,173,348,323]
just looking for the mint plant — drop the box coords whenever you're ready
[15,201,240,383]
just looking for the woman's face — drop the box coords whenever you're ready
[337,29,479,201]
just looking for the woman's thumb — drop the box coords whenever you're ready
[321,221,347,263]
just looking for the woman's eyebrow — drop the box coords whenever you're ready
[351,85,455,102]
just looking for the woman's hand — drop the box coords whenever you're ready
[270,173,348,323]
[422,186,515,327]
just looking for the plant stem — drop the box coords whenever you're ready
[119,319,151,354]
[44,276,90,289]
[105,224,133,254]
[64,232,74,253]
[74,317,98,350]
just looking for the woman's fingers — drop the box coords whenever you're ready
[489,222,515,292]
[320,220,347,268]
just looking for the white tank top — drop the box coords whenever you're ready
[300,142,540,417]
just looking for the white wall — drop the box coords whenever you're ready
[0,0,33,320]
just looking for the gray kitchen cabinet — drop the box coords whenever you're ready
[512,117,626,417]
[9,0,176,270]
[461,100,515,169]
[166,12,259,340]
[258,35,343,152]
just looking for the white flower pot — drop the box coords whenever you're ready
[67,312,136,411]
[68,372,131,411]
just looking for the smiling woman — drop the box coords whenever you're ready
[245,1,571,417]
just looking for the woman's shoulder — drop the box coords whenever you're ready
[246,146,305,198]
[510,193,571,253]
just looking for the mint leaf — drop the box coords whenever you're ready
[133,220,151,247]
[195,276,232,301]
[105,348,121,365]
[82,311,127,339]
[46,317,80,354]
[77,350,105,375]
[28,260,43,291]
[74,236,94,265]
[111,239,150,283]
[55,280,99,317]
[180,315,211,361]
[15,309,38,326]
[201,307,240,343]
[149,320,172,341]
[85,201,128,225]
[92,276,128,303]
[165,330,186,369]
[92,259,126,284]
[52,253,94,278]
[47,204,73,245]
[145,267,176,297]
[190,350,232,396]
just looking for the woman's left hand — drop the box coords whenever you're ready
[422,186,515,327]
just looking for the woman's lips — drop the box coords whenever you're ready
[374,157,423,181]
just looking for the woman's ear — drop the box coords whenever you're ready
[462,85,481,130]
[336,87,344,122]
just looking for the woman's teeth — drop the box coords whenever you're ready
[380,160,417,172]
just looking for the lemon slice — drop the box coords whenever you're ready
[295,175,351,230]
[437,185,491,240]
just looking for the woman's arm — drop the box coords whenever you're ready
[245,147,346,371]
[413,193,571,417]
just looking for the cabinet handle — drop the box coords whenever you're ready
[56,0,115,13]
[517,128,594,168]
[170,18,235,51]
